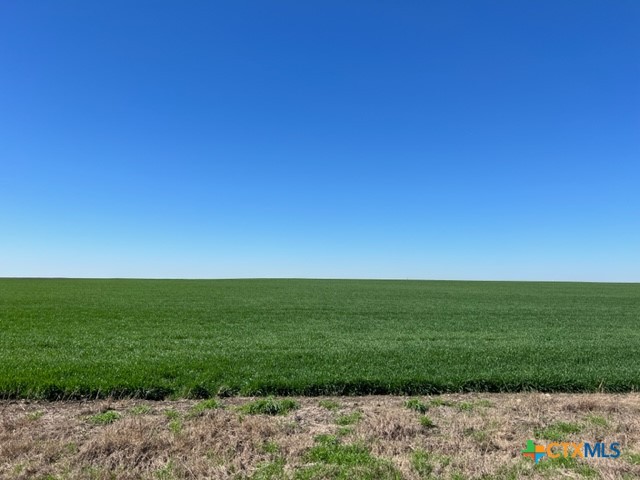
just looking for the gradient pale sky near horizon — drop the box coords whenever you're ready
[1,1,639,281]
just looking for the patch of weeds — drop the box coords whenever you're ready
[405,398,429,414]
[492,460,533,480]
[240,397,299,416]
[535,455,597,477]
[426,398,490,411]
[534,422,582,441]
[168,418,183,434]
[27,410,44,420]
[314,434,338,444]
[585,414,608,427]
[155,460,176,479]
[335,411,363,426]
[298,435,402,479]
[130,404,152,415]
[428,398,453,407]
[319,399,340,411]
[261,441,280,455]
[411,449,451,479]
[162,407,182,433]
[420,415,436,429]
[411,450,433,477]
[434,453,450,467]
[337,426,353,436]
[626,452,640,465]
[190,398,222,416]
[535,455,577,470]
[250,458,287,480]
[164,408,180,420]
[307,434,380,465]
[88,410,121,425]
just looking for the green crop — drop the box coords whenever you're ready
[0,279,638,399]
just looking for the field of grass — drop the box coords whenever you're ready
[3,393,640,479]
[0,279,638,399]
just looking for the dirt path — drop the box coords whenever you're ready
[1,393,639,479]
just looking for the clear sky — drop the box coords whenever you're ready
[1,1,638,281]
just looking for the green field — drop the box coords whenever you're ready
[1,279,638,399]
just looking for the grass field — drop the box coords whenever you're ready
[0,279,639,399]
[3,393,640,479]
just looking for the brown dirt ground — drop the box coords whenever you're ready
[1,393,639,479]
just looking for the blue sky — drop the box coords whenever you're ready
[1,1,638,281]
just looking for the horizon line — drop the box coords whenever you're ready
[1,276,639,285]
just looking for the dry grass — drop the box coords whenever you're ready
[1,394,639,479]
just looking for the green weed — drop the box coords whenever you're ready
[535,455,597,477]
[429,398,454,407]
[88,410,120,425]
[585,414,608,427]
[130,405,152,415]
[420,415,436,428]
[26,410,44,421]
[411,450,433,477]
[250,458,287,480]
[240,397,299,416]
[335,411,363,426]
[626,452,640,465]
[534,422,582,441]
[411,449,450,478]
[190,398,222,415]
[261,441,280,455]
[404,398,429,413]
[164,409,180,420]
[299,435,402,479]
[318,399,340,411]
[168,419,183,434]
[155,460,176,479]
